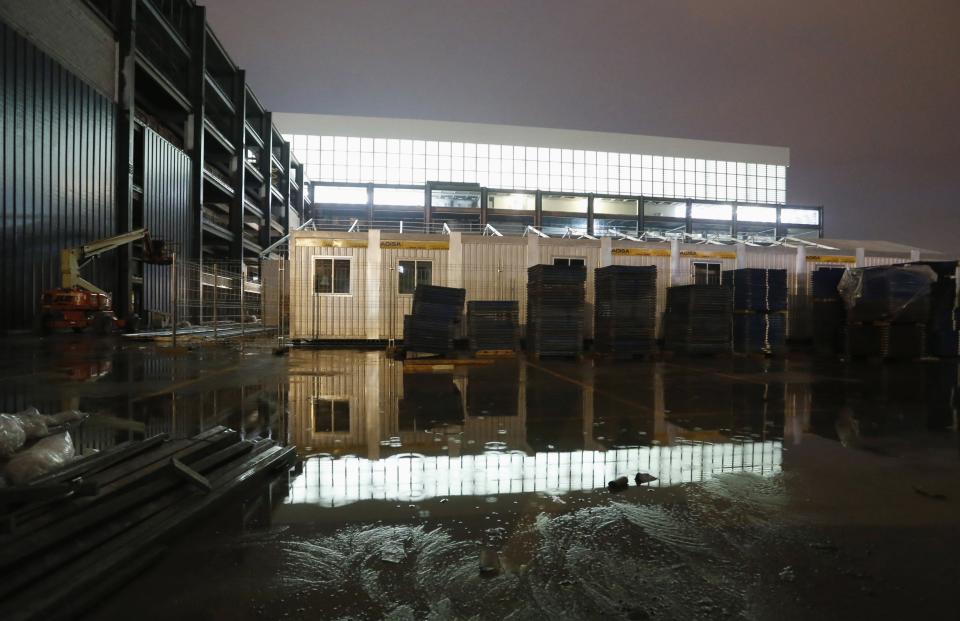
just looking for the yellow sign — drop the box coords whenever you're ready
[380,240,450,250]
[611,248,671,257]
[678,250,737,260]
[807,255,855,264]
[297,239,368,248]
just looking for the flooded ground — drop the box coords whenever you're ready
[1,336,958,619]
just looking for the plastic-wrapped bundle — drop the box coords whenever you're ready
[838,265,935,323]
[3,432,75,485]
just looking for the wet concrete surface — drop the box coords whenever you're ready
[1,336,958,620]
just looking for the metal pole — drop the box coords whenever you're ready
[240,262,246,344]
[213,263,218,339]
[171,253,178,348]
[278,260,284,348]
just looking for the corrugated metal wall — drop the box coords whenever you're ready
[289,238,369,339]
[1,20,117,331]
[379,244,450,338]
[142,128,193,318]
[462,237,527,324]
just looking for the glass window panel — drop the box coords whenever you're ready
[321,135,334,150]
[477,143,488,157]
[313,399,332,432]
[489,192,535,210]
[313,185,367,204]
[595,197,638,216]
[780,208,819,225]
[416,261,432,288]
[332,400,350,432]
[465,142,476,157]
[644,200,686,218]
[314,259,332,293]
[398,260,416,294]
[374,188,424,207]
[691,203,732,220]
[692,262,721,286]
[333,259,351,294]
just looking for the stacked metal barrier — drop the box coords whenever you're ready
[402,284,466,354]
[593,265,657,356]
[725,268,788,355]
[526,265,586,357]
[664,285,732,354]
[810,268,848,355]
[466,301,520,352]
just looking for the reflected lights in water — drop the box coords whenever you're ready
[287,441,782,507]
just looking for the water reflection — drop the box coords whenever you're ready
[285,351,786,507]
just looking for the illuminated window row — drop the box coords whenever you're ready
[285,134,788,204]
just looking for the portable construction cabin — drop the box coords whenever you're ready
[284,228,956,344]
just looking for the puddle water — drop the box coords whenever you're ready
[1,337,958,619]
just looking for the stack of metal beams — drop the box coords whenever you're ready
[593,265,657,356]
[0,427,296,620]
[725,268,788,354]
[526,265,586,357]
[664,285,732,354]
[466,301,520,351]
[403,284,466,354]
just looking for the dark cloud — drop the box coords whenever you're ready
[203,0,960,251]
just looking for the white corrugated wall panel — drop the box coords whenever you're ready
[290,239,368,339]
[462,238,528,326]
[380,245,450,339]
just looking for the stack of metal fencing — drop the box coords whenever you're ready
[403,284,466,354]
[526,265,586,357]
[811,268,848,355]
[593,265,657,356]
[466,301,520,351]
[664,285,732,354]
[839,265,935,359]
[726,268,788,355]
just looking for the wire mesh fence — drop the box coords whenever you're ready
[139,259,269,342]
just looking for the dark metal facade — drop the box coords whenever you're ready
[1,21,117,332]
[142,127,192,318]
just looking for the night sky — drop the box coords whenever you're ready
[203,0,960,252]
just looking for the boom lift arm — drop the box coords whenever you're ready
[59,227,169,295]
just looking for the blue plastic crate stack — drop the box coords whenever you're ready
[838,265,934,360]
[664,285,732,354]
[725,268,788,355]
[593,265,658,357]
[403,284,466,354]
[466,300,520,351]
[810,268,848,355]
[526,265,586,357]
